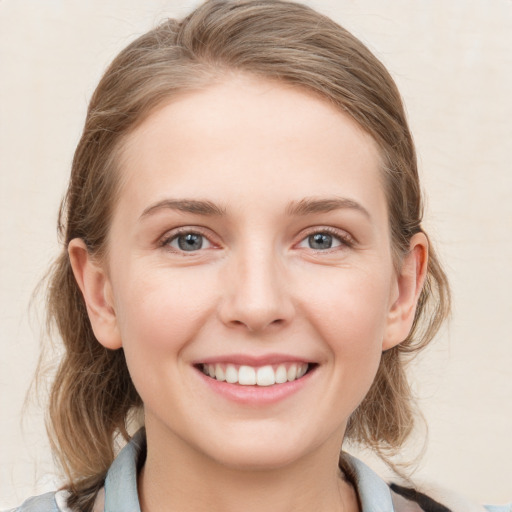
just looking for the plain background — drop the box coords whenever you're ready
[1,0,511,508]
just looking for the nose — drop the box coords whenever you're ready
[217,245,295,333]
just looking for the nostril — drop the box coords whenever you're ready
[225,316,287,332]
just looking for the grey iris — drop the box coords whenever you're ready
[309,233,333,249]
[178,233,203,251]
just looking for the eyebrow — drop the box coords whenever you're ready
[140,199,226,219]
[286,197,371,219]
[139,196,370,221]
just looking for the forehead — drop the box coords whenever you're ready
[116,75,386,221]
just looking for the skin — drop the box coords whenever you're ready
[69,75,428,512]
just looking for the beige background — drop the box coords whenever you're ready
[1,0,511,508]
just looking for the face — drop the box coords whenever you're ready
[72,75,424,471]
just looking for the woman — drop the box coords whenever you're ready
[7,1,510,511]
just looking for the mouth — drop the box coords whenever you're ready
[196,362,316,387]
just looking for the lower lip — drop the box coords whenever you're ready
[195,367,315,405]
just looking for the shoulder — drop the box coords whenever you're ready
[390,482,512,512]
[341,452,511,512]
[3,492,59,512]
[4,489,75,512]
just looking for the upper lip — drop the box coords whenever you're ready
[193,353,313,366]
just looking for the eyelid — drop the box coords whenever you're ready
[159,226,220,252]
[295,226,356,250]
[157,225,355,253]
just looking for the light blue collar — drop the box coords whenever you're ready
[342,453,395,512]
[104,429,144,512]
[103,430,395,511]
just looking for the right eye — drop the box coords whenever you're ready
[303,232,340,250]
[165,232,213,252]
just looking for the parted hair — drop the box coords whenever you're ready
[44,1,450,510]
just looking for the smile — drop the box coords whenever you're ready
[200,363,310,386]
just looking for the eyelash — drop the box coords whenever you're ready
[298,227,355,251]
[159,226,355,254]
[159,227,215,254]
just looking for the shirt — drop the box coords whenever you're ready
[6,430,511,512]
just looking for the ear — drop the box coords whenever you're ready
[382,232,429,351]
[68,238,122,350]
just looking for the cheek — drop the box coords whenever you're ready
[112,266,217,359]
[300,265,393,346]
[297,266,392,395]
[110,266,220,414]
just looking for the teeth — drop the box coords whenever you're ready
[201,362,310,386]
[256,365,275,386]
[238,365,256,385]
[225,364,238,384]
[287,364,297,382]
[275,365,287,384]
[215,364,225,382]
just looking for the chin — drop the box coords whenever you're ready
[211,445,305,472]
[197,425,328,472]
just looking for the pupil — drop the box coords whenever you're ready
[309,233,332,249]
[178,233,203,251]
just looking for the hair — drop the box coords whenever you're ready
[42,1,450,510]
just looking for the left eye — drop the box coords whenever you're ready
[298,232,343,250]
[167,232,212,252]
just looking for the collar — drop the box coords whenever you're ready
[103,429,145,512]
[342,453,395,512]
[102,429,395,512]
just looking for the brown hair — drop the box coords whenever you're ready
[43,1,450,509]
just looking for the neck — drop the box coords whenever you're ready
[138,424,359,512]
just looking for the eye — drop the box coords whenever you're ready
[297,230,351,251]
[166,232,212,252]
